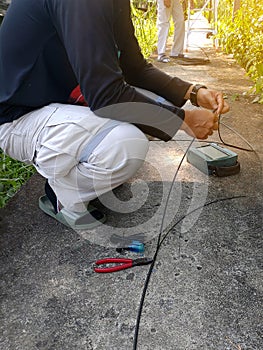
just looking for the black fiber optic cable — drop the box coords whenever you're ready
[132,137,195,350]
[132,193,246,349]
[132,114,259,349]
[218,118,255,152]
[153,115,257,153]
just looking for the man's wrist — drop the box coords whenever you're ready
[190,84,207,107]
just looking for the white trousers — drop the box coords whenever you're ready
[0,103,149,212]
[157,0,185,56]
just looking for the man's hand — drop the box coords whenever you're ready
[181,109,219,139]
[185,86,230,116]
[196,88,230,115]
[164,0,171,8]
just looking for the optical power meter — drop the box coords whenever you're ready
[187,143,240,176]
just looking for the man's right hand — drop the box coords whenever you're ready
[181,109,219,140]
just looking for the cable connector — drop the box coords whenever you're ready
[116,240,145,254]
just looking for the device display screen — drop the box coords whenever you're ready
[199,145,227,160]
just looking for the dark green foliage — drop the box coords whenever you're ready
[0,150,36,207]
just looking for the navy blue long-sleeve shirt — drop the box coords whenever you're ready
[0,0,192,140]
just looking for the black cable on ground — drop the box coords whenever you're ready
[133,116,259,349]
[132,193,246,350]
[132,137,195,350]
[218,119,255,152]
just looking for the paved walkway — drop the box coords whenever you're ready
[0,46,262,350]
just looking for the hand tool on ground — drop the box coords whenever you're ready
[94,257,153,273]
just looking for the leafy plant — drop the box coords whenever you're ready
[0,150,36,207]
[131,0,157,59]
[217,0,263,103]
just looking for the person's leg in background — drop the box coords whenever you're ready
[157,0,172,62]
[170,0,185,57]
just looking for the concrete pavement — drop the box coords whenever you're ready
[0,48,262,350]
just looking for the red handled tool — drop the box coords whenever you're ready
[94,257,153,273]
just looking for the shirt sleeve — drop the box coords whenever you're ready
[46,0,192,140]
[115,0,192,108]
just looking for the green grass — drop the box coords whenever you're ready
[0,150,36,208]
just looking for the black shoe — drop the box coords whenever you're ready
[45,179,58,213]
[41,179,106,229]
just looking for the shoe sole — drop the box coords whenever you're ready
[39,195,106,230]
